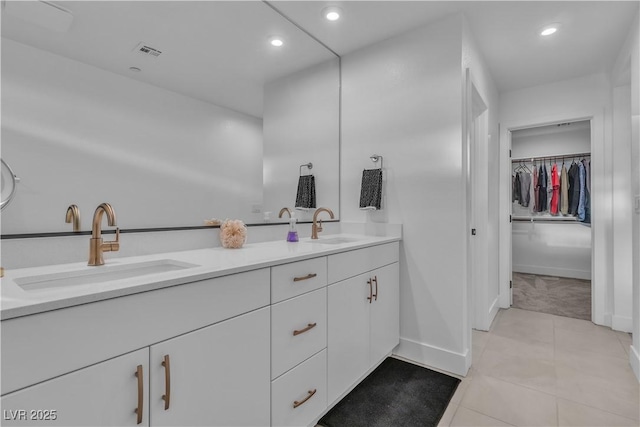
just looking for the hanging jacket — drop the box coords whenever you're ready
[577,162,586,221]
[568,162,580,215]
[538,165,547,212]
[560,163,569,215]
[550,163,559,215]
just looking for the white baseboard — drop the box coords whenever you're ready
[395,337,470,377]
[513,265,591,281]
[611,315,633,333]
[630,345,640,383]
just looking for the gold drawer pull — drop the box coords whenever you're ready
[293,273,317,282]
[162,355,171,410]
[293,389,317,409]
[293,323,317,336]
[134,365,143,425]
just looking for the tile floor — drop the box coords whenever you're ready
[438,308,639,427]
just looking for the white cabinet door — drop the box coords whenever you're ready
[1,348,149,427]
[369,262,400,365]
[149,307,270,427]
[327,273,369,404]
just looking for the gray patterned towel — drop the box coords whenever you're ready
[295,175,316,209]
[359,169,382,210]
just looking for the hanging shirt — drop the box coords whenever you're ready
[560,163,569,215]
[577,162,586,221]
[568,163,580,215]
[519,172,531,207]
[538,165,548,212]
[529,169,536,214]
[550,163,560,215]
[582,159,591,223]
[513,173,522,204]
[532,167,538,212]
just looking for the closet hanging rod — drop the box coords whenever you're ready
[511,152,590,163]
[512,216,579,223]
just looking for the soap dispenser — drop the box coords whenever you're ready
[286,216,299,242]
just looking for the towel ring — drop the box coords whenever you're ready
[370,154,383,170]
[299,162,313,176]
[1,158,20,211]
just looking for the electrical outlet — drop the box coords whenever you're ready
[251,204,262,214]
[635,196,640,214]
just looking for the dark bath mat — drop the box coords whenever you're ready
[318,357,460,427]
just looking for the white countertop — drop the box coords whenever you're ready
[1,234,400,320]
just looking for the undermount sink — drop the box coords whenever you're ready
[305,236,362,245]
[15,259,199,292]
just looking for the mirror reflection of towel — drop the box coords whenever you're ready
[359,169,382,210]
[295,175,316,209]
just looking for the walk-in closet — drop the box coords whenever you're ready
[511,120,592,320]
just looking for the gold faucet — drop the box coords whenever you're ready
[311,207,334,239]
[88,203,120,266]
[278,207,292,218]
[65,204,81,232]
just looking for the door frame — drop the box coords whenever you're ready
[499,112,604,325]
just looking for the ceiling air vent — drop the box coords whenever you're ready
[133,42,162,58]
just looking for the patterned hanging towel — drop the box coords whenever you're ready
[359,169,383,210]
[295,174,316,209]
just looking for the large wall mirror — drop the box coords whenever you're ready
[1,1,340,235]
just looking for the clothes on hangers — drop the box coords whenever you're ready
[560,163,569,215]
[537,164,547,212]
[568,161,580,215]
[582,159,591,223]
[550,163,559,215]
[577,161,586,221]
[532,166,538,212]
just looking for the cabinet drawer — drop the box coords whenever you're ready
[328,242,399,283]
[271,349,327,427]
[271,257,327,303]
[272,288,327,379]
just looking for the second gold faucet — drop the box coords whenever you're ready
[88,203,120,266]
[311,207,334,239]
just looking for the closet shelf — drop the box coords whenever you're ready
[511,152,590,163]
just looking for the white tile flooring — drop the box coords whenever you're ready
[438,308,639,427]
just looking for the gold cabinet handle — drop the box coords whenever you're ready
[293,389,317,409]
[293,273,317,282]
[134,365,143,425]
[293,323,317,336]
[367,278,373,303]
[373,276,378,301]
[162,355,171,410]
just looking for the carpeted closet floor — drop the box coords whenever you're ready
[512,272,591,320]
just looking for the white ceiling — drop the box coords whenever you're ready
[2,1,638,117]
[272,1,639,92]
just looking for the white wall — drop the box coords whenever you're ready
[612,85,634,332]
[511,121,591,159]
[612,11,640,379]
[262,58,340,222]
[499,73,613,328]
[1,39,264,234]
[340,13,498,376]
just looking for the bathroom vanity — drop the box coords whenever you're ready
[1,235,400,426]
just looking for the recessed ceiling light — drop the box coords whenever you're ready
[269,36,284,47]
[129,66,141,72]
[322,6,342,21]
[540,24,560,36]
